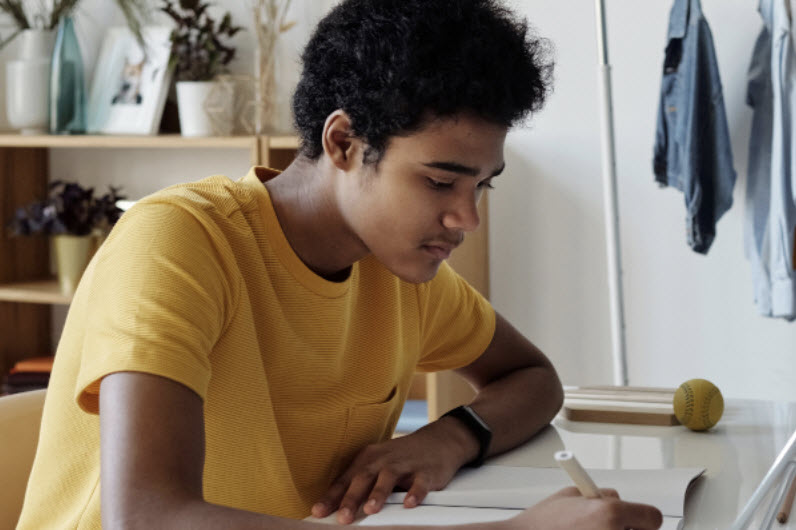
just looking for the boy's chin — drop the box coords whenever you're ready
[388,261,443,284]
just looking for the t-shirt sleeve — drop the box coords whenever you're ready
[75,201,236,413]
[415,261,496,373]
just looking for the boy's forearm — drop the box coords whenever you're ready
[116,498,332,529]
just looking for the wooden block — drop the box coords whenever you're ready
[564,405,680,426]
[577,385,677,393]
[563,398,680,426]
[565,386,675,404]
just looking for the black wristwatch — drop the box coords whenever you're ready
[441,405,492,467]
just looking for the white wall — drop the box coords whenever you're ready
[4,1,794,400]
[495,0,796,401]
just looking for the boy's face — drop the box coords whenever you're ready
[338,113,507,283]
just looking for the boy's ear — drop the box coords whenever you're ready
[322,110,365,170]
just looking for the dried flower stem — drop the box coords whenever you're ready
[252,0,293,134]
[0,0,30,29]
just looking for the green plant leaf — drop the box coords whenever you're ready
[161,0,242,81]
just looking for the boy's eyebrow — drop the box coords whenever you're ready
[423,161,506,177]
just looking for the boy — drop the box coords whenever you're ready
[17,0,663,528]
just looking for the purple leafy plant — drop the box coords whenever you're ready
[8,181,125,237]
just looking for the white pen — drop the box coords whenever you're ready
[555,450,603,498]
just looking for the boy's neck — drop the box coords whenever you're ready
[264,156,368,280]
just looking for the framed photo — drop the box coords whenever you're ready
[87,26,172,135]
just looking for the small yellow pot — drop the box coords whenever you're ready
[52,234,95,296]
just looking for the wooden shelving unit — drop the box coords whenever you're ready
[0,133,300,150]
[0,134,300,167]
[0,281,70,305]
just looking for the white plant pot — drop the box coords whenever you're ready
[176,81,217,137]
[5,30,55,135]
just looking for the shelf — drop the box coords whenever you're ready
[0,280,71,305]
[0,133,299,150]
[266,136,300,149]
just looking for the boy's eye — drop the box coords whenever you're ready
[478,178,495,190]
[426,177,454,190]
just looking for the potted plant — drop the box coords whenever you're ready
[161,0,244,137]
[1,1,150,134]
[7,181,125,295]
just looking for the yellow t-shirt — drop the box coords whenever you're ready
[17,167,496,528]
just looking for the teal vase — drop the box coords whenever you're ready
[49,16,86,134]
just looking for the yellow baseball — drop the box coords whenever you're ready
[673,379,724,431]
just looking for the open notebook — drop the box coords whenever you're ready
[314,465,704,528]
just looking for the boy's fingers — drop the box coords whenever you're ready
[336,473,377,524]
[617,501,664,530]
[403,473,432,508]
[311,478,349,518]
[363,470,400,514]
[599,488,620,498]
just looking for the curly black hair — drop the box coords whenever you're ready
[292,0,554,163]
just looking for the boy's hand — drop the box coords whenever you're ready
[310,416,475,524]
[506,487,664,530]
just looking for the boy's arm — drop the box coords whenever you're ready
[453,310,564,459]
[100,371,322,529]
[314,311,563,521]
[99,370,661,529]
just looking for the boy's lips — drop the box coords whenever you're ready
[421,242,456,260]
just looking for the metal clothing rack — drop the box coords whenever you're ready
[594,0,628,386]
[595,3,795,524]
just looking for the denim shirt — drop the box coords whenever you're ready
[653,0,736,254]
[745,0,796,320]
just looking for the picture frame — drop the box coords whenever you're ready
[87,26,172,135]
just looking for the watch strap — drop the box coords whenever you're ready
[441,405,492,467]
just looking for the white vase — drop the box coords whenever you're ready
[18,29,56,61]
[176,81,217,137]
[6,59,50,134]
[5,30,55,135]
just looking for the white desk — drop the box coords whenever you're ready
[488,398,796,529]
